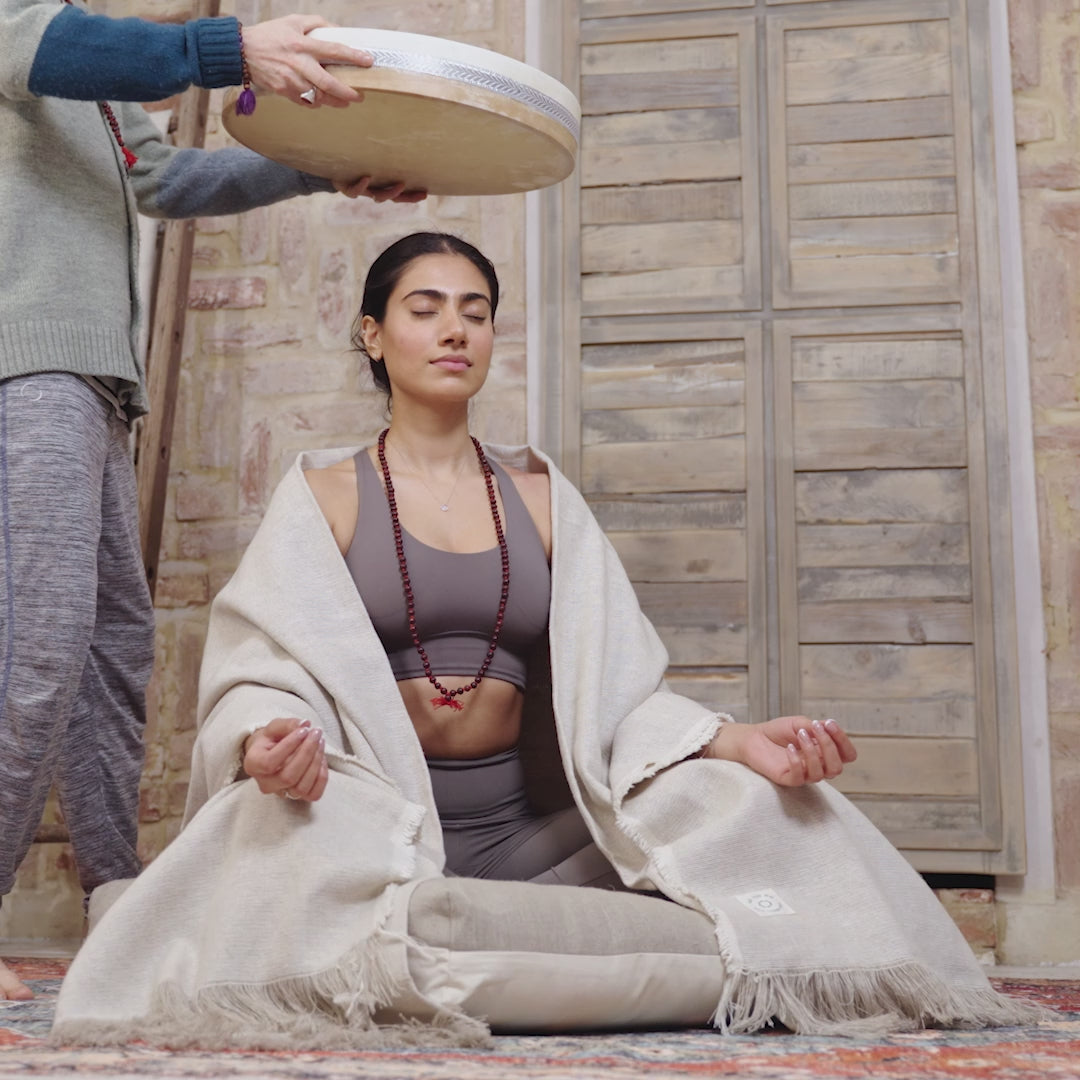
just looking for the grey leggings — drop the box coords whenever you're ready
[0,374,154,899]
[428,747,623,889]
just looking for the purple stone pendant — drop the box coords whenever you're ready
[235,88,256,116]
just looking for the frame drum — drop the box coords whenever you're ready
[222,28,580,196]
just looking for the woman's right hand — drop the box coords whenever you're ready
[241,16,373,108]
[243,717,328,802]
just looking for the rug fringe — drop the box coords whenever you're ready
[711,961,1056,1037]
[50,933,492,1051]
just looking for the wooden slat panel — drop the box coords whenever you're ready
[788,137,955,184]
[589,493,746,531]
[852,798,981,834]
[790,254,959,294]
[793,428,968,470]
[804,696,975,737]
[798,523,970,566]
[582,220,742,273]
[583,340,744,409]
[789,179,958,219]
[582,10,752,46]
[607,528,747,581]
[798,566,971,601]
[583,405,745,444]
[584,0,750,18]
[665,669,749,723]
[787,97,954,143]
[585,107,739,146]
[636,581,747,619]
[583,438,746,494]
[583,365,743,410]
[794,379,965,429]
[582,37,738,74]
[582,182,742,223]
[785,20,950,62]
[584,337,744,368]
[793,338,964,380]
[660,627,747,666]
[582,71,737,114]
[637,582,747,666]
[582,312,772,345]
[582,266,746,315]
[795,469,970,524]
[798,599,974,645]
[800,643,975,698]
[584,139,740,186]
[832,737,978,797]
[786,54,951,106]
[789,215,958,258]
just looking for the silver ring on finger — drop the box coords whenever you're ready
[300,87,317,105]
[283,789,303,800]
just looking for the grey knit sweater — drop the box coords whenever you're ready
[0,0,335,416]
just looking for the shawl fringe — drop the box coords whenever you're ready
[50,932,492,1051]
[711,961,1054,1037]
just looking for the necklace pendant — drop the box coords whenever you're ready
[439,504,450,512]
[432,695,464,711]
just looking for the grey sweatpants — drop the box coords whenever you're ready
[0,373,154,899]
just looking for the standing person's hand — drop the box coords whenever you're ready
[242,16,374,108]
[333,177,428,204]
[242,717,329,802]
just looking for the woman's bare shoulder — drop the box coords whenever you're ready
[502,464,551,556]
[503,463,550,501]
[303,454,362,554]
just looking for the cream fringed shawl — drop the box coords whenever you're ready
[52,444,1039,1048]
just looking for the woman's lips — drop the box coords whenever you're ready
[431,356,471,372]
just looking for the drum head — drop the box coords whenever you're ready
[222,28,580,196]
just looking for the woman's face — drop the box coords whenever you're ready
[362,253,495,407]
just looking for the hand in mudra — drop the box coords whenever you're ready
[705,716,857,788]
[243,717,328,802]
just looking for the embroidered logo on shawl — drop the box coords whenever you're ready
[736,889,795,917]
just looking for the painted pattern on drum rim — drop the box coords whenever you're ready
[367,48,581,142]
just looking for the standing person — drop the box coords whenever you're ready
[0,0,424,1000]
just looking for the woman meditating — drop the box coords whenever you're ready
[51,233,1039,1049]
[243,231,857,886]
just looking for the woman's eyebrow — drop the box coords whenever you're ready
[403,288,491,307]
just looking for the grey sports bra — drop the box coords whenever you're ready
[344,451,551,693]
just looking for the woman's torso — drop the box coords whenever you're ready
[312,448,551,759]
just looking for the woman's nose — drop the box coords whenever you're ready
[440,311,466,345]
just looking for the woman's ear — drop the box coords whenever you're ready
[360,314,381,359]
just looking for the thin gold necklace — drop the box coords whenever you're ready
[386,436,472,512]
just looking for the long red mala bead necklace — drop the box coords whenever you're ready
[377,429,510,712]
[63,0,136,169]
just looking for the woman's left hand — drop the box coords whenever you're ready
[703,716,857,788]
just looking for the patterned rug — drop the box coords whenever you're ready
[2,959,1079,1079]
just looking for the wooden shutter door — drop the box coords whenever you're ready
[577,3,766,729]
[567,0,1023,871]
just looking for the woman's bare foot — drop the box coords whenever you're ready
[0,957,33,1000]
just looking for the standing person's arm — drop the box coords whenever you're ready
[118,100,425,217]
[0,0,371,106]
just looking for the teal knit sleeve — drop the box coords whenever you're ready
[25,4,242,101]
[117,101,334,220]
